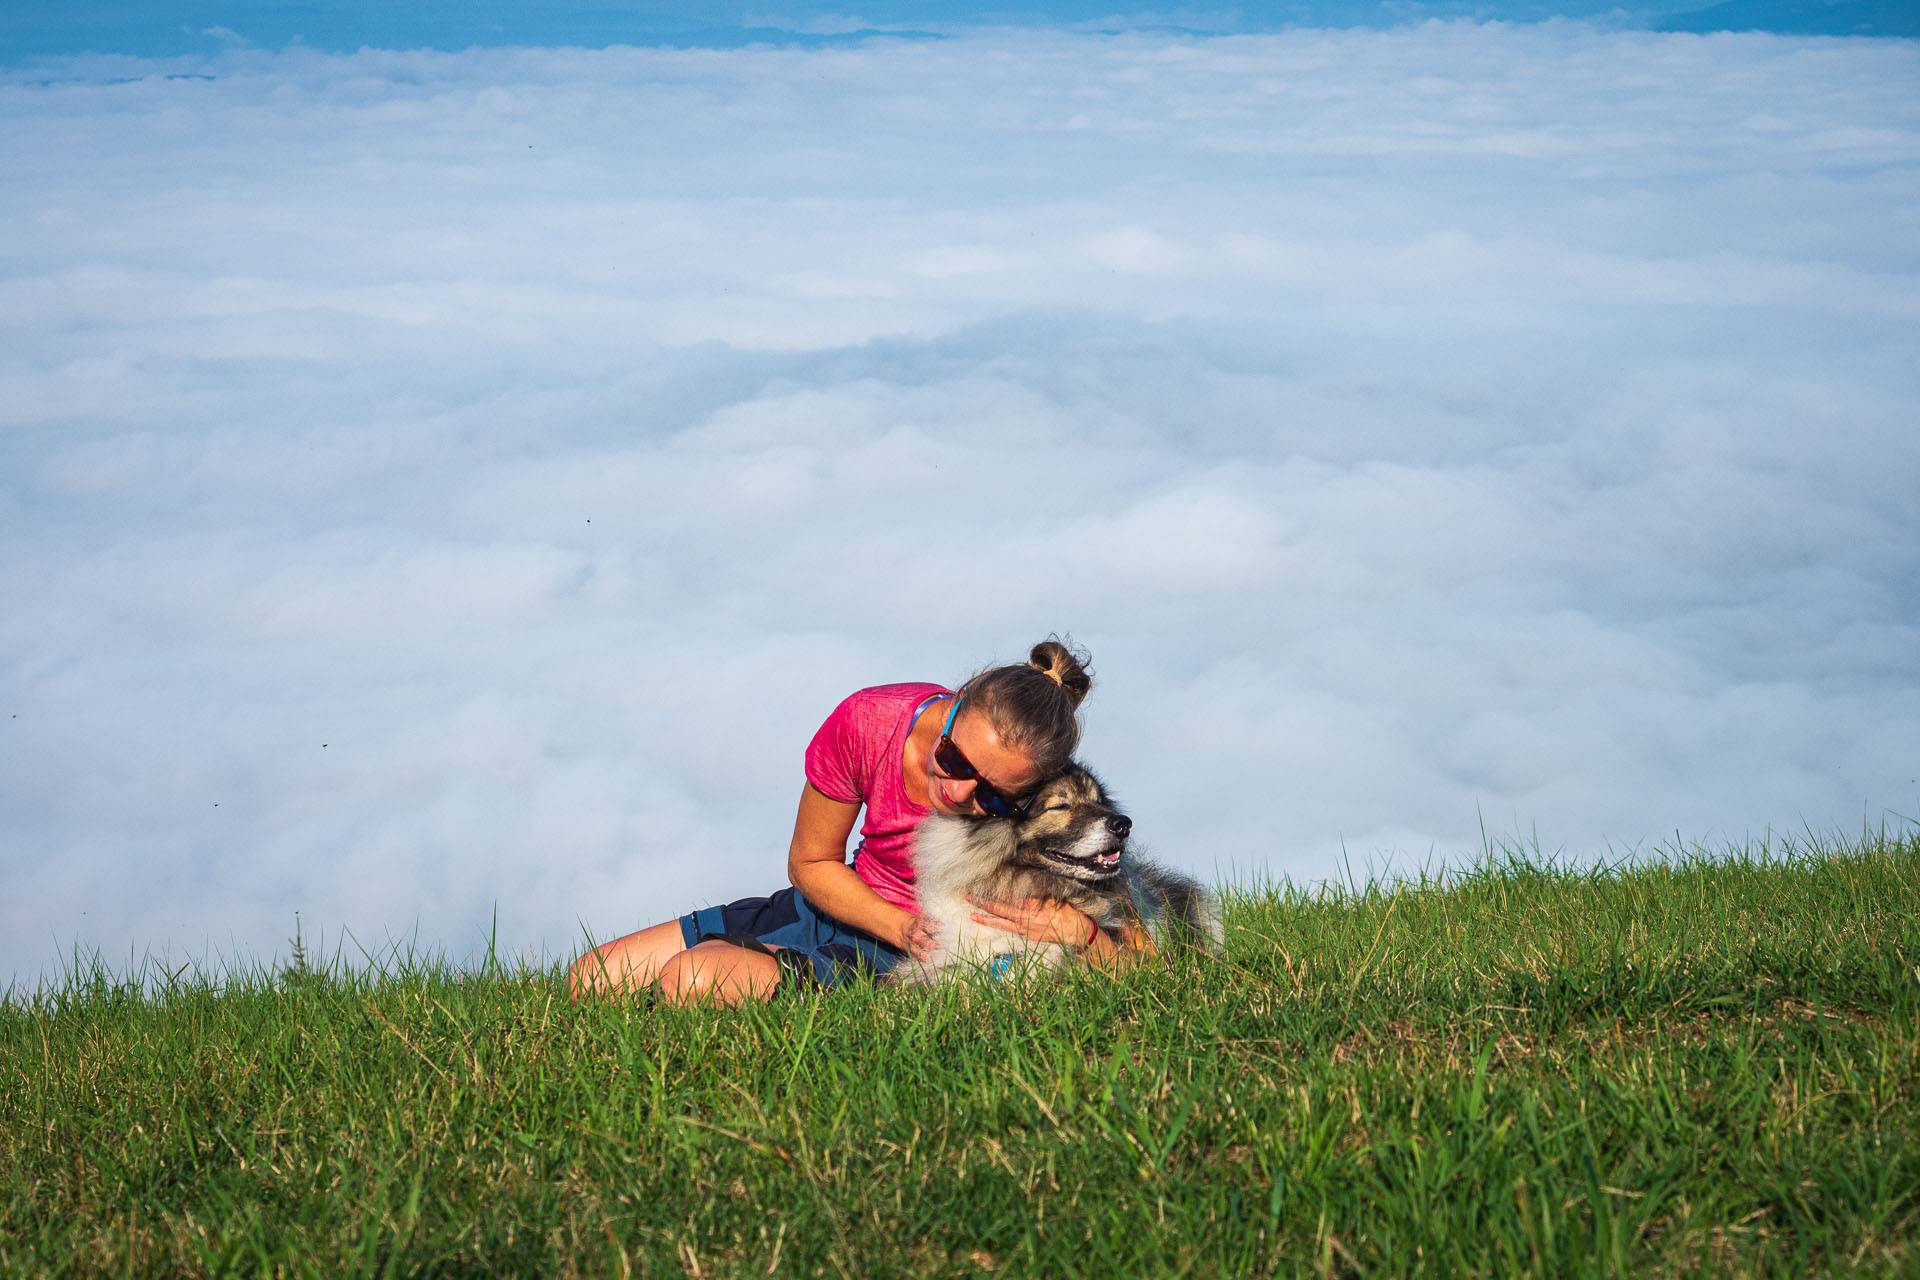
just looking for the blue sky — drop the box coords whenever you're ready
[3,0,1916,61]
[2,19,1917,989]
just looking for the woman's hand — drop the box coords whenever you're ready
[966,895,1098,948]
[897,912,940,962]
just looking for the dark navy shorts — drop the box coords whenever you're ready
[678,887,905,988]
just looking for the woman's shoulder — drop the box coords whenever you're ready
[814,679,948,740]
[806,682,950,800]
[852,681,951,707]
[820,682,949,730]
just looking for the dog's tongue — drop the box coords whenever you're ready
[1097,849,1121,866]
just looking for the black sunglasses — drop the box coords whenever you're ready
[933,696,1033,819]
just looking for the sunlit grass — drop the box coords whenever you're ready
[4,830,1916,1277]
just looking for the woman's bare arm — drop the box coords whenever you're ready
[786,783,933,958]
[1081,918,1157,970]
[966,896,1157,969]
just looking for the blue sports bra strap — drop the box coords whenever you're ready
[909,688,953,730]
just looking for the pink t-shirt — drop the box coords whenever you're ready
[804,682,951,912]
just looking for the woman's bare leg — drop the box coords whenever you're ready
[656,942,784,1007]
[568,919,689,1000]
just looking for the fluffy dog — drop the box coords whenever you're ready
[891,763,1222,985]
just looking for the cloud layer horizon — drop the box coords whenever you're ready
[3,26,1917,989]
[8,0,1914,64]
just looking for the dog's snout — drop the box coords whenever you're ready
[1106,814,1132,838]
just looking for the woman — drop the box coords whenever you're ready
[569,639,1122,1005]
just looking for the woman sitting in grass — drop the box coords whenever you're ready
[569,639,1124,1005]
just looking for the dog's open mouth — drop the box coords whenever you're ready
[1037,844,1124,874]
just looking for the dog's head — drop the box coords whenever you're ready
[1009,763,1132,884]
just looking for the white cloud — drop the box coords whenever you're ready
[2,25,1917,988]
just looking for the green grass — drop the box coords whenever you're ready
[4,831,1918,1278]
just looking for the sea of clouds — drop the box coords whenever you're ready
[3,24,1917,988]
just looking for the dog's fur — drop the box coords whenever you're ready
[891,763,1223,985]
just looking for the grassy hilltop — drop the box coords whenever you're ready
[3,832,1916,1278]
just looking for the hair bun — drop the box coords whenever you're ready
[958,637,1095,774]
[1029,637,1093,707]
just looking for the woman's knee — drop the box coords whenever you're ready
[657,944,781,1006]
